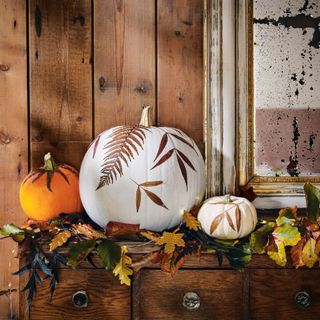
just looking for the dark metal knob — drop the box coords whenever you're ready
[294,291,311,309]
[182,292,201,310]
[72,290,89,308]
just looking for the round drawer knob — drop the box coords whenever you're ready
[182,292,201,310]
[294,291,311,309]
[72,290,89,308]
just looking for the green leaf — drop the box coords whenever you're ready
[272,223,301,247]
[68,240,96,269]
[267,239,287,267]
[304,182,320,222]
[97,240,121,270]
[0,224,25,242]
[276,208,297,226]
[225,243,252,271]
[249,222,275,254]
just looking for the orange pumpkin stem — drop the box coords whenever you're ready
[43,152,57,171]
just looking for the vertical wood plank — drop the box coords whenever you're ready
[94,0,155,133]
[157,0,204,152]
[29,0,92,168]
[0,0,28,318]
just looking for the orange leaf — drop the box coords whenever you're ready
[143,189,168,210]
[106,221,140,237]
[155,231,185,254]
[183,211,200,231]
[136,187,141,212]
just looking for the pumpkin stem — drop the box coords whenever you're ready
[139,106,153,127]
[43,152,57,171]
[224,194,232,203]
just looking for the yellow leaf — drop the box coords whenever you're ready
[155,231,185,254]
[183,211,200,231]
[267,239,287,267]
[49,230,71,251]
[113,246,133,286]
[302,238,318,268]
[72,223,107,239]
[139,230,161,242]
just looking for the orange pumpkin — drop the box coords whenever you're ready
[19,153,82,221]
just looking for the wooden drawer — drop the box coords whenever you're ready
[20,269,131,320]
[133,269,244,320]
[249,269,320,320]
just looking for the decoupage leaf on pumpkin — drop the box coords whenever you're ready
[143,189,168,210]
[155,231,185,254]
[249,222,275,254]
[210,213,224,234]
[302,238,318,268]
[183,211,200,231]
[113,246,133,286]
[304,182,320,222]
[49,230,72,251]
[68,240,96,269]
[97,240,121,270]
[154,133,168,161]
[151,148,174,170]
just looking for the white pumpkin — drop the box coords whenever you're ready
[79,106,206,232]
[198,195,257,240]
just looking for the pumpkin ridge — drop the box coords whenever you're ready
[97,126,148,189]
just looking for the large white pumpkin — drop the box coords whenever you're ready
[198,195,257,240]
[79,107,206,231]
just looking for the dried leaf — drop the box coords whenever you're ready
[272,223,301,247]
[176,154,188,190]
[249,222,275,254]
[210,213,224,234]
[155,231,185,254]
[131,251,163,272]
[291,237,305,268]
[113,246,133,286]
[225,212,236,231]
[183,211,200,231]
[97,240,121,270]
[49,230,71,251]
[106,221,140,237]
[235,206,241,232]
[267,238,287,267]
[151,148,174,170]
[139,230,161,242]
[276,207,297,226]
[239,186,257,202]
[143,189,168,210]
[72,223,107,239]
[304,182,320,222]
[302,238,318,268]
[68,240,96,269]
[154,133,168,161]
[136,187,141,212]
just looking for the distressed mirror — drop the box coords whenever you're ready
[237,0,320,206]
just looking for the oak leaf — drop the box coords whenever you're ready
[49,230,72,251]
[155,231,185,254]
[183,211,200,231]
[113,246,133,286]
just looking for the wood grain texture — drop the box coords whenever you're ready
[250,269,320,320]
[0,0,28,318]
[133,269,243,320]
[20,269,131,320]
[94,0,155,133]
[157,0,204,152]
[29,0,92,169]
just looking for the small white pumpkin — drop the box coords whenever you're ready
[79,106,206,232]
[198,195,257,240]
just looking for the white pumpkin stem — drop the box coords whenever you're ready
[43,152,57,171]
[139,106,153,127]
[224,194,232,203]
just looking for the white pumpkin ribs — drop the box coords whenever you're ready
[96,126,149,189]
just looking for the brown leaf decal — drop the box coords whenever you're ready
[136,187,141,212]
[176,150,196,171]
[225,212,236,231]
[170,133,196,151]
[56,169,70,184]
[210,213,224,234]
[154,133,168,161]
[151,148,174,170]
[176,154,188,190]
[235,206,241,232]
[97,126,148,189]
[143,189,168,210]
[140,181,163,187]
[60,164,79,176]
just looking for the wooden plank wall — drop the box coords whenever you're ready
[0,0,203,318]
